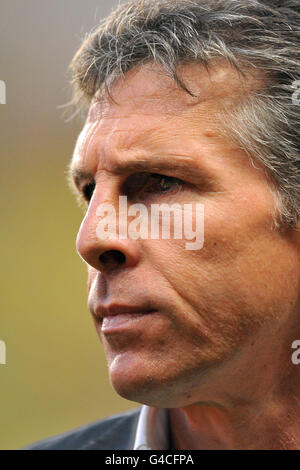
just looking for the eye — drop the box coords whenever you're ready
[123,173,183,199]
[143,174,182,194]
[82,181,95,202]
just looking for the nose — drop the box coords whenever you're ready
[76,197,141,273]
[99,249,126,270]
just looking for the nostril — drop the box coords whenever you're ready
[99,250,126,268]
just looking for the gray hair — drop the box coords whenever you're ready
[70,0,300,229]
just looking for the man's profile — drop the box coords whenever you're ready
[25,0,300,450]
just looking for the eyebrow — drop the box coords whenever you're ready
[69,156,203,189]
[69,167,94,188]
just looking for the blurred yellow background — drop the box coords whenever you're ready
[0,0,137,450]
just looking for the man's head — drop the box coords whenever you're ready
[68,0,300,409]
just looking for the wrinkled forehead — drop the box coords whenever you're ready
[86,61,263,124]
[71,61,264,174]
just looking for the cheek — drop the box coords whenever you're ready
[145,203,298,329]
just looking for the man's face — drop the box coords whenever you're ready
[71,64,300,408]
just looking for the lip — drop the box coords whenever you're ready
[94,303,155,319]
[101,311,158,333]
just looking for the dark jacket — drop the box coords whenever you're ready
[23,407,142,450]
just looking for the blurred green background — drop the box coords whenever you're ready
[0,0,137,450]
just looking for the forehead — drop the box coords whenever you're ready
[87,63,252,122]
[71,62,261,172]
[92,61,261,114]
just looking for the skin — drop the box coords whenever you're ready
[70,63,300,449]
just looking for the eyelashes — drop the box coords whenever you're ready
[142,173,182,194]
[81,173,184,203]
[122,173,183,200]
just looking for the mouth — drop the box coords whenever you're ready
[101,310,158,333]
[93,303,159,333]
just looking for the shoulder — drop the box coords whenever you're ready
[22,407,142,450]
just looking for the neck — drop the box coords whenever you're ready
[169,372,300,450]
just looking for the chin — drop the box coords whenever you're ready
[106,351,207,408]
[108,360,177,408]
[108,353,159,401]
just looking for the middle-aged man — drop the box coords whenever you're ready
[25,0,300,450]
